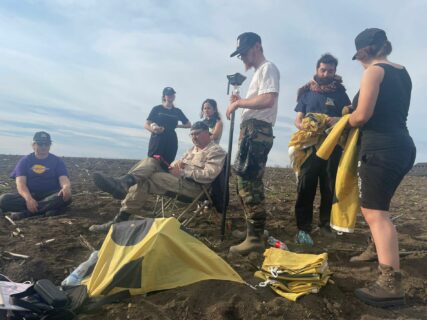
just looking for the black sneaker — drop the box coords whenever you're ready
[93,173,128,200]
[10,211,30,221]
[45,209,62,217]
[319,225,337,238]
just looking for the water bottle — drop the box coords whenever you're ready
[267,236,289,251]
[61,251,98,286]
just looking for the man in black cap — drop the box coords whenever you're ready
[0,131,72,220]
[90,121,226,232]
[226,32,280,255]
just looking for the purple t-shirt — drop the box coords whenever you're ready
[11,153,69,194]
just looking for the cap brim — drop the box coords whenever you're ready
[230,49,240,57]
[352,53,357,60]
[230,44,252,58]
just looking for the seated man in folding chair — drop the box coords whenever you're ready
[90,121,226,232]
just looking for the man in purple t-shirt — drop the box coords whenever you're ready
[0,131,72,220]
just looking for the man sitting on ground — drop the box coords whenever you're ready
[0,131,72,220]
[90,121,226,232]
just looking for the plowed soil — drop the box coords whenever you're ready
[1,155,426,319]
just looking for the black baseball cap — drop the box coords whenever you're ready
[230,32,261,57]
[191,121,209,132]
[162,87,176,96]
[33,131,51,144]
[352,28,387,60]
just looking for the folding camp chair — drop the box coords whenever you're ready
[152,184,215,227]
[151,164,229,227]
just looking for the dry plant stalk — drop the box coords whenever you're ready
[79,234,96,252]
[3,251,29,259]
[5,215,16,226]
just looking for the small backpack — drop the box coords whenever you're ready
[9,279,87,320]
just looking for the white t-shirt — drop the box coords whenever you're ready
[241,60,280,125]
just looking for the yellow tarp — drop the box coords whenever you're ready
[316,114,360,233]
[83,217,243,297]
[255,248,331,301]
[288,113,329,176]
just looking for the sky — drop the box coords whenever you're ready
[1,0,426,166]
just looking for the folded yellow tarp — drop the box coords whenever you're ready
[255,271,331,301]
[261,248,328,274]
[255,248,331,301]
[316,115,360,233]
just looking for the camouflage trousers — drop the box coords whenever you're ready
[234,119,274,230]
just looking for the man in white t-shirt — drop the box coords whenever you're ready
[226,32,280,255]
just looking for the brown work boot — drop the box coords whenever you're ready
[355,264,405,307]
[93,173,136,200]
[232,228,269,240]
[350,240,377,262]
[229,222,265,256]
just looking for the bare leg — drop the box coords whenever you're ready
[361,207,399,270]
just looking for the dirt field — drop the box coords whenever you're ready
[1,155,426,320]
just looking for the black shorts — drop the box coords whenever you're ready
[358,145,416,211]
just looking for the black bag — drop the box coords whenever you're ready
[9,279,88,320]
[210,164,229,214]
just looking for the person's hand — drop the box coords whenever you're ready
[230,94,240,103]
[153,126,165,134]
[58,185,72,202]
[169,160,184,169]
[326,117,340,127]
[25,197,38,213]
[295,121,303,130]
[226,101,239,120]
[169,166,181,177]
[226,94,241,120]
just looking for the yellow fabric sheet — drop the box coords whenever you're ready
[316,114,360,232]
[288,113,329,176]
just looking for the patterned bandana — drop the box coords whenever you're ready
[297,75,346,102]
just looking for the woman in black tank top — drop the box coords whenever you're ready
[348,28,416,307]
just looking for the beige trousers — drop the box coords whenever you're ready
[120,158,203,215]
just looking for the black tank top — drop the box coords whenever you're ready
[352,63,412,151]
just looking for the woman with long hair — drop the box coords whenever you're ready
[200,98,223,144]
[349,28,416,307]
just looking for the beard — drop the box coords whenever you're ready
[314,75,334,85]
